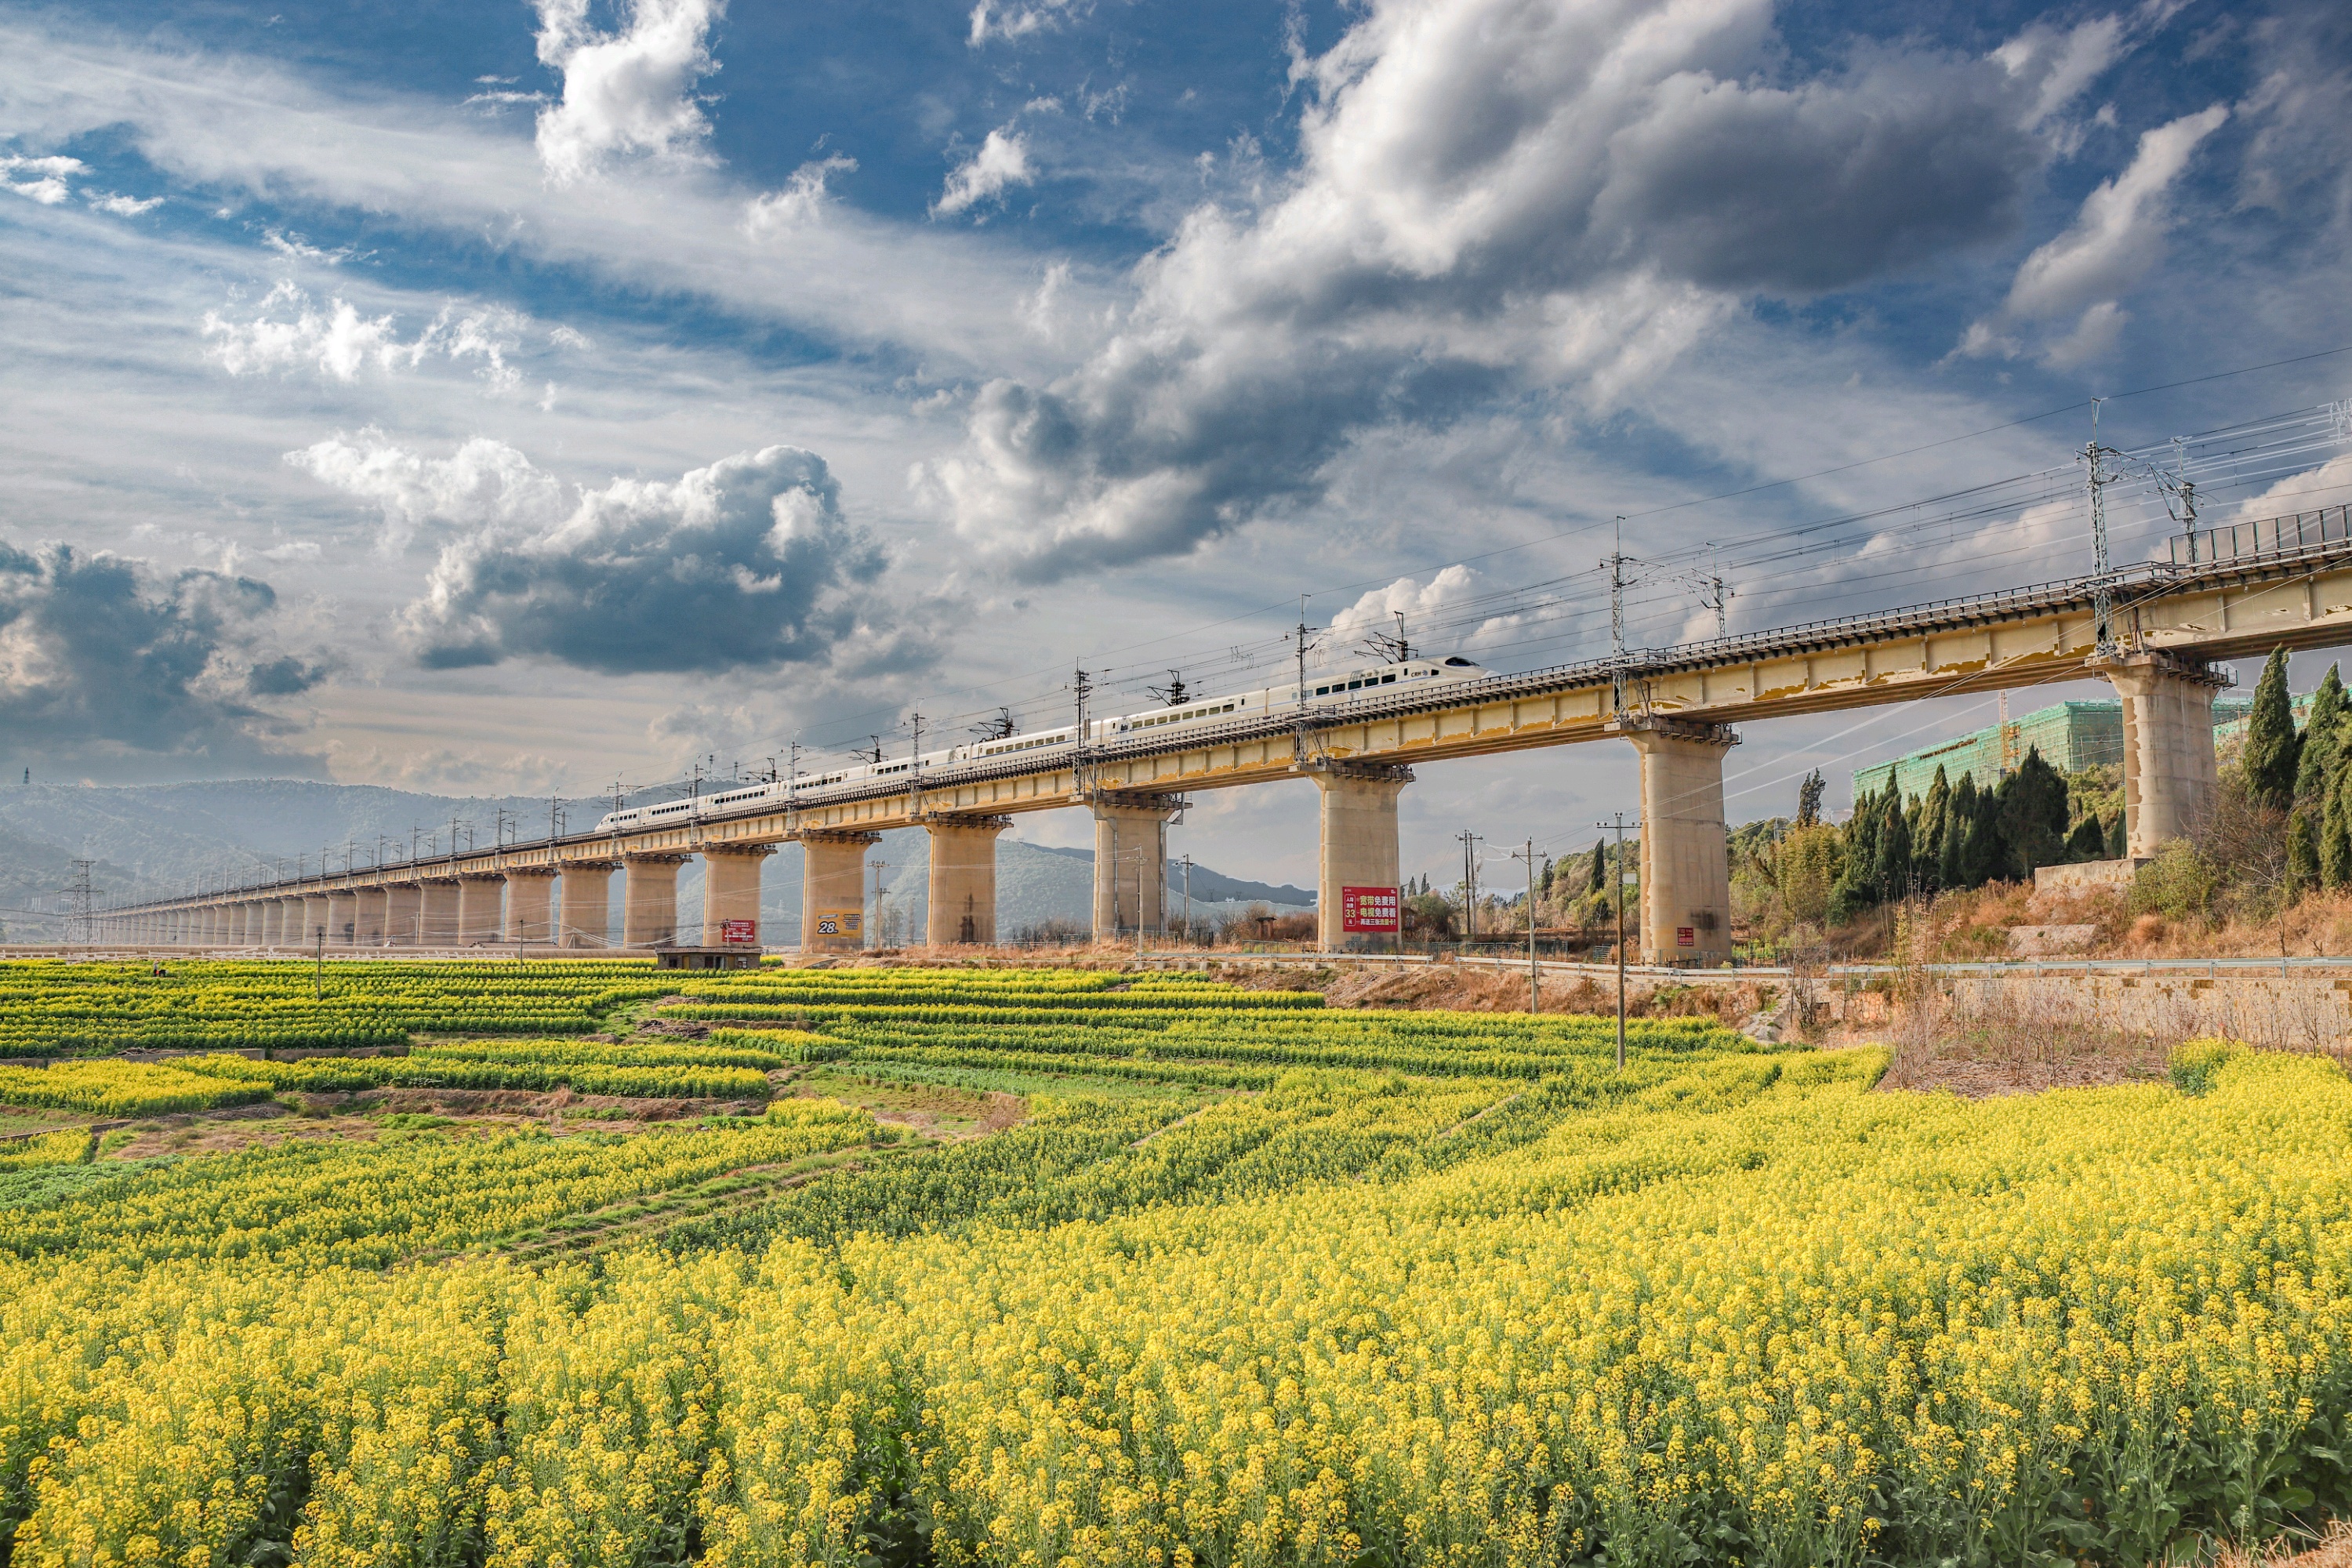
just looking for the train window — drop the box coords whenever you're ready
[1382,673,1396,683]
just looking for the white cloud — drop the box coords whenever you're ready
[744,154,856,235]
[202,283,533,394]
[935,128,1033,216]
[1992,16,2126,132]
[263,228,358,264]
[2,153,83,204]
[1961,103,2227,365]
[532,0,724,184]
[1327,565,1526,658]
[548,325,595,351]
[290,433,902,675]
[927,0,2050,579]
[967,0,1089,47]
[285,427,568,555]
[86,191,163,216]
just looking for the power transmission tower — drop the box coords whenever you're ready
[63,860,95,946]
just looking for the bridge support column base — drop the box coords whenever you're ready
[800,833,881,952]
[354,888,388,947]
[701,845,774,949]
[2092,652,2226,857]
[1091,794,1181,939]
[456,876,505,947]
[926,818,1008,946]
[384,885,421,946]
[558,863,616,947]
[419,882,461,946]
[1308,763,1412,953]
[1613,714,1739,966]
[503,869,557,944]
[299,897,328,949]
[325,893,357,947]
[622,856,688,948]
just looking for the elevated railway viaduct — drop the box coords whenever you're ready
[100,510,2352,964]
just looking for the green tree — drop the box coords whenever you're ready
[2243,648,2301,811]
[1796,769,1824,828]
[1585,841,1606,898]
[2328,768,2352,890]
[1961,775,2005,886]
[1915,768,1951,893]
[1941,773,1976,887]
[2064,816,2107,862]
[2289,804,2321,891]
[1996,747,2070,877]
[2296,663,2347,800]
[1874,790,1913,900]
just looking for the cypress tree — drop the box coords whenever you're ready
[1916,768,1951,893]
[1998,746,2071,876]
[1942,773,1975,887]
[1875,790,1913,900]
[2325,768,2352,889]
[1962,779,2005,886]
[2289,804,2321,891]
[1586,841,1606,898]
[2065,816,2107,862]
[1846,786,1882,882]
[2244,648,2300,811]
[2297,664,2347,801]
[1796,770,1824,828]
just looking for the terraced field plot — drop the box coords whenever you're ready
[0,960,2346,1567]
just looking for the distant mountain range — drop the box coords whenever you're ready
[0,779,1313,942]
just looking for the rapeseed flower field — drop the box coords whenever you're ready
[0,958,2343,1565]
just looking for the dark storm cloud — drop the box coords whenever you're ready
[0,541,325,779]
[932,0,2080,580]
[402,444,895,674]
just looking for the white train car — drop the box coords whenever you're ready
[591,655,1489,833]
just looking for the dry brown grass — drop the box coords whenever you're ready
[2217,1521,2352,1568]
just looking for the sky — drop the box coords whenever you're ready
[2,0,2350,890]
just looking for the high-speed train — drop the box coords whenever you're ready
[593,655,1489,833]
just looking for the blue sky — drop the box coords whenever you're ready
[3,0,2350,884]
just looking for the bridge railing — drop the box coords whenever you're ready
[2167,505,2352,566]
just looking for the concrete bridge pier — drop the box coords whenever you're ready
[457,875,504,946]
[557,862,616,946]
[255,901,279,948]
[419,880,460,946]
[280,896,307,948]
[504,868,558,944]
[1613,714,1740,966]
[384,884,422,946]
[701,845,773,948]
[1091,793,1181,938]
[925,816,1009,946]
[622,855,690,947]
[1308,761,1413,953]
[800,831,881,952]
[224,906,245,945]
[325,891,356,946]
[2092,652,2228,856]
[299,895,328,948]
[355,888,388,947]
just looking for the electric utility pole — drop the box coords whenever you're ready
[1456,831,1480,952]
[1606,517,1632,714]
[2085,397,2121,656]
[1513,838,1539,1014]
[1596,814,1635,1069]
